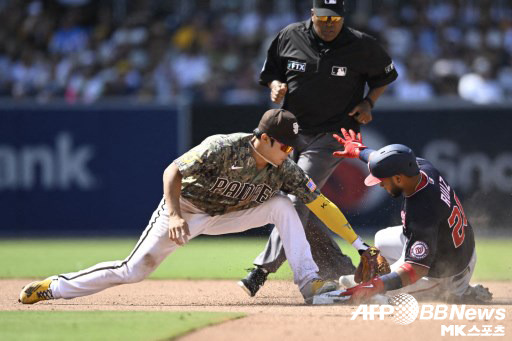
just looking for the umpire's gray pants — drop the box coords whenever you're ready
[253,133,355,280]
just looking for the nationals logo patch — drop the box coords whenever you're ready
[409,241,429,260]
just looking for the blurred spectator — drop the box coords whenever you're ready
[458,56,504,104]
[0,0,511,104]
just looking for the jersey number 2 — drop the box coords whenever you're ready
[447,194,467,248]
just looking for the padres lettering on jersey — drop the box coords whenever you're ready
[209,177,278,204]
[174,133,320,216]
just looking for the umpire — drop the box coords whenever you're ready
[239,0,398,296]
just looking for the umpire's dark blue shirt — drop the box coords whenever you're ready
[260,20,398,134]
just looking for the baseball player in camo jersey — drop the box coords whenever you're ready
[19,109,374,305]
[333,129,492,303]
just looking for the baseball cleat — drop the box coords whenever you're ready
[19,278,54,304]
[459,284,493,303]
[301,279,339,304]
[238,267,269,297]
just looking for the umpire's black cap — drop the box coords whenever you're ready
[258,109,301,149]
[313,0,346,17]
[365,144,420,186]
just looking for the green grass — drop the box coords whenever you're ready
[474,238,512,281]
[0,311,243,341]
[0,236,510,281]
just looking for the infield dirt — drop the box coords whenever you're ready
[2,279,511,341]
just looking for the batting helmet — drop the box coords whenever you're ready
[364,144,419,186]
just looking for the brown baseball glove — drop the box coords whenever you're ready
[354,246,391,283]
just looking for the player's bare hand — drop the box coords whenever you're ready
[348,100,373,125]
[332,128,367,159]
[270,81,287,104]
[168,216,190,245]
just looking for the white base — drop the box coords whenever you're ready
[311,290,350,305]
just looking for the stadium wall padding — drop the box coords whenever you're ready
[0,106,180,236]
[191,104,512,232]
[1,104,510,236]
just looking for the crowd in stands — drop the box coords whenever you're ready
[1,0,511,105]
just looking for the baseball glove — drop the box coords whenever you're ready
[354,246,391,283]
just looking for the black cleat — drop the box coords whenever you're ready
[238,267,269,297]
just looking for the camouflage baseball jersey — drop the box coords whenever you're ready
[173,133,320,216]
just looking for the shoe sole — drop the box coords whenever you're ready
[237,280,255,297]
[304,281,339,305]
[19,281,41,304]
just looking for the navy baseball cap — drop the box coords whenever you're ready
[365,144,420,186]
[313,0,346,17]
[258,109,301,149]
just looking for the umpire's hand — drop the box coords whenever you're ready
[348,100,373,125]
[269,80,288,104]
[168,216,190,245]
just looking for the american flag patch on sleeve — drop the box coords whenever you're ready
[306,178,317,192]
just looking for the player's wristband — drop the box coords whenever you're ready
[399,263,420,284]
[364,97,375,108]
[380,272,403,291]
[359,148,375,163]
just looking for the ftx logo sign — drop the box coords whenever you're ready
[287,60,306,72]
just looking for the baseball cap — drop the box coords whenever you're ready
[364,144,420,186]
[257,109,301,149]
[313,0,346,17]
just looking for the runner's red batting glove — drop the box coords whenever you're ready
[340,276,385,304]
[332,128,367,159]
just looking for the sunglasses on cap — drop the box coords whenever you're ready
[316,16,342,22]
[270,138,294,154]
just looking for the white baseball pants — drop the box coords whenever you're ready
[375,225,476,299]
[51,194,320,299]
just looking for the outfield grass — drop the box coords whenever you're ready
[0,311,244,341]
[0,237,510,281]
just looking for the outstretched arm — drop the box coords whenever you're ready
[163,163,190,245]
[332,128,376,162]
[341,262,429,303]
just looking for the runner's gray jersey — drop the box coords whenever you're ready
[174,133,320,215]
